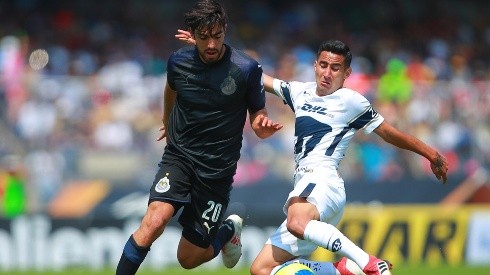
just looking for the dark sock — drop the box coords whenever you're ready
[211,219,235,258]
[116,235,150,275]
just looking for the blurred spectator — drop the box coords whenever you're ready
[357,138,403,183]
[344,56,375,96]
[275,53,297,81]
[405,53,436,84]
[377,58,413,105]
[449,54,471,82]
[0,35,28,122]
[24,149,65,205]
[92,119,134,151]
[0,155,27,217]
[16,94,58,147]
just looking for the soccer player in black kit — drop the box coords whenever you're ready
[115,1,282,274]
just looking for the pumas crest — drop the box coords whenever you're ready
[155,173,170,193]
[220,75,236,95]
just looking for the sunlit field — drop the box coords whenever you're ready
[5,264,490,275]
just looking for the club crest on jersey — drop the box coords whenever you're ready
[220,75,236,95]
[155,173,170,193]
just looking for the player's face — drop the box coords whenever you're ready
[193,25,226,64]
[314,51,351,96]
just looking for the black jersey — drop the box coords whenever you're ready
[165,44,265,179]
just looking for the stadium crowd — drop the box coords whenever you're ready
[0,0,489,213]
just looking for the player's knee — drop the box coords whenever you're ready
[250,262,270,275]
[286,217,307,239]
[142,206,171,236]
[144,214,168,233]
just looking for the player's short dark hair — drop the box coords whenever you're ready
[317,40,352,67]
[184,0,227,34]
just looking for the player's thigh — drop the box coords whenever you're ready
[289,170,346,225]
[179,175,233,247]
[266,219,318,257]
[149,157,193,204]
[288,197,320,220]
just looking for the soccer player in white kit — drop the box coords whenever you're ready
[174,32,449,275]
[250,40,448,275]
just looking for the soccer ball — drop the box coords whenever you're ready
[272,262,314,275]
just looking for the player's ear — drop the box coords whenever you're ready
[344,67,352,79]
[314,61,317,72]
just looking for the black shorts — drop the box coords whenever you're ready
[149,153,233,248]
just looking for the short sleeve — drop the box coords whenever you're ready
[345,90,384,134]
[245,62,266,113]
[166,53,177,90]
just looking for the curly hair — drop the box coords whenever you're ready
[184,0,227,34]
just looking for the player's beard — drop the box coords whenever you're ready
[199,44,225,64]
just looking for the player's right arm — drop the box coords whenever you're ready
[157,80,177,141]
[373,121,448,183]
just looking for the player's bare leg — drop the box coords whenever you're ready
[251,244,297,275]
[116,201,174,275]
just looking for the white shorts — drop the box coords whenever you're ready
[266,166,346,256]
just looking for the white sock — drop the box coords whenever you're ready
[303,220,370,269]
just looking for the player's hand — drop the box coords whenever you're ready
[175,29,195,45]
[251,114,283,139]
[430,152,448,184]
[157,125,167,141]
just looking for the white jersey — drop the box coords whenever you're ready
[267,79,385,256]
[272,79,384,170]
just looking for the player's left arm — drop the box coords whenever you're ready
[374,121,448,183]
